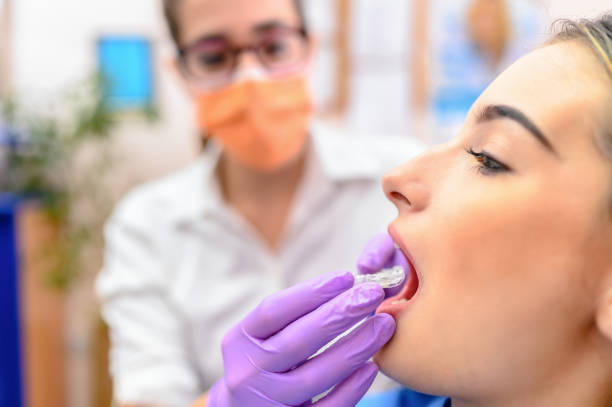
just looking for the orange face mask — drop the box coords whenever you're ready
[196,76,313,172]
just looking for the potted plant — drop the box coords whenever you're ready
[0,73,156,407]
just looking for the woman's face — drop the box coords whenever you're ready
[175,0,313,97]
[376,41,612,400]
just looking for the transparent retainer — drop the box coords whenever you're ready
[353,266,405,289]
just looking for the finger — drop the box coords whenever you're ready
[387,246,410,271]
[382,248,411,298]
[257,283,385,372]
[356,234,396,274]
[275,314,395,404]
[312,362,379,407]
[357,234,411,298]
[243,270,354,338]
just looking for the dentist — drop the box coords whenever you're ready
[96,0,424,406]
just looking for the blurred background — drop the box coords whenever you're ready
[0,1,610,406]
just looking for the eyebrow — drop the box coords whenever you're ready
[253,20,294,34]
[476,104,558,156]
[183,21,293,50]
[181,34,228,52]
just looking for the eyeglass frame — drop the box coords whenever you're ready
[176,25,310,84]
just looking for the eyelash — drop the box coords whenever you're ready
[465,147,511,175]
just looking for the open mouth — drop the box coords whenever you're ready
[376,230,420,319]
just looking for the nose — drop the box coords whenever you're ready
[236,49,260,70]
[382,153,433,214]
[232,51,266,82]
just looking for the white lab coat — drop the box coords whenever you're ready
[96,123,426,406]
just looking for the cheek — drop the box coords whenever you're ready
[428,172,593,305]
[377,173,599,393]
[416,173,585,308]
[429,189,585,340]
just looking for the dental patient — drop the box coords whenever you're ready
[200,14,612,407]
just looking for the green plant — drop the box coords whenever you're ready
[1,73,152,290]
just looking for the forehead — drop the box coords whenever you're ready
[470,42,607,154]
[178,0,300,45]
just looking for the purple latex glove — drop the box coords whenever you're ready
[207,271,396,407]
[356,234,409,298]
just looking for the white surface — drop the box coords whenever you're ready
[346,0,414,134]
[540,0,611,20]
[304,0,339,112]
[351,0,412,56]
[347,67,412,133]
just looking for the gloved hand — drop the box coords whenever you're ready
[206,271,395,407]
[357,233,409,298]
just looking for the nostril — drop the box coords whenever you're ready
[390,191,412,207]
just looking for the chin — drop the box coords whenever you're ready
[373,336,402,380]
[373,346,386,367]
[373,333,435,394]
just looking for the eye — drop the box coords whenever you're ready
[261,39,290,60]
[465,147,511,175]
[197,51,231,71]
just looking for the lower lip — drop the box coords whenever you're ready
[376,259,419,319]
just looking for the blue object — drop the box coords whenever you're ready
[0,195,23,407]
[357,388,450,407]
[0,123,26,148]
[429,0,544,133]
[97,36,154,109]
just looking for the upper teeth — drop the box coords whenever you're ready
[392,299,408,305]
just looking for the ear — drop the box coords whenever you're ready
[596,272,612,342]
[304,33,321,71]
[165,57,199,100]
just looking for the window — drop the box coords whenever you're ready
[97,36,154,110]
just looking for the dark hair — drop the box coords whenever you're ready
[549,14,612,158]
[162,0,308,48]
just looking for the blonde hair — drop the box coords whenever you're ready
[550,16,612,77]
[549,15,612,159]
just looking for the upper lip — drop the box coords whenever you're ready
[387,223,421,290]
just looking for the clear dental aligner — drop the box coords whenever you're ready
[353,266,405,289]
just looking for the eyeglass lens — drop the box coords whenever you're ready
[181,27,307,83]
